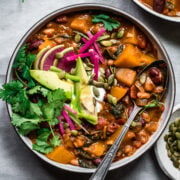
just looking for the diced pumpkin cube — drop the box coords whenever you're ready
[38,38,55,51]
[70,15,92,33]
[110,86,128,101]
[123,26,138,45]
[116,68,137,87]
[83,142,107,157]
[114,44,155,68]
[46,145,75,164]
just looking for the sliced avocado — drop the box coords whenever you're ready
[73,58,97,125]
[33,47,50,70]
[75,57,89,84]
[30,70,73,98]
[40,45,64,70]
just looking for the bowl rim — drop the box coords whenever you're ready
[5,3,176,173]
[133,0,180,23]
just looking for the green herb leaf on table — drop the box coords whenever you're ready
[92,14,120,31]
[13,45,36,88]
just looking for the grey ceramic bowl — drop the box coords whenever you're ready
[6,3,176,173]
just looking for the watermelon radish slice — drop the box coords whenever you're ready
[57,51,76,72]
[33,47,50,69]
[40,45,64,70]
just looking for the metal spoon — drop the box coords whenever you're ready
[89,60,168,180]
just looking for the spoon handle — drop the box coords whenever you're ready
[89,104,142,180]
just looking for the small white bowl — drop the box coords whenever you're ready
[154,104,180,180]
[133,0,180,23]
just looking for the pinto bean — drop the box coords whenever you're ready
[145,122,158,134]
[42,28,55,37]
[153,0,165,13]
[138,130,149,144]
[107,122,118,133]
[154,86,164,93]
[56,16,68,23]
[124,145,133,155]
[141,112,151,122]
[133,141,142,148]
[138,35,147,49]
[130,85,137,99]
[144,77,155,92]
[137,92,151,99]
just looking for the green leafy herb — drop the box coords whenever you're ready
[42,89,67,119]
[92,14,120,31]
[11,113,42,135]
[140,94,163,114]
[27,85,49,97]
[32,128,61,154]
[13,45,36,88]
[0,80,31,115]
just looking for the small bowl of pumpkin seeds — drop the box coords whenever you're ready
[155,104,180,180]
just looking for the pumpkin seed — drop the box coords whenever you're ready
[111,32,116,39]
[70,68,76,75]
[58,71,66,79]
[117,28,125,38]
[92,80,104,87]
[97,35,110,42]
[104,83,111,90]
[100,40,112,47]
[108,74,115,85]
[98,76,105,83]
[139,73,147,84]
[85,66,93,71]
[113,78,118,86]
[74,33,81,43]
[71,130,78,136]
[110,39,117,44]
[99,67,105,74]
[107,94,117,105]
[93,86,100,97]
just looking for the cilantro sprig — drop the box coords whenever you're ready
[13,45,36,88]
[92,14,120,31]
[32,128,61,154]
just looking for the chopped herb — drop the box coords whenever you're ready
[92,14,120,31]
[27,85,49,97]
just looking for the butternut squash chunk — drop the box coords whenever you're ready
[123,26,138,45]
[70,15,92,33]
[83,142,107,157]
[38,38,55,51]
[110,86,128,101]
[114,44,155,68]
[116,68,137,87]
[46,145,75,164]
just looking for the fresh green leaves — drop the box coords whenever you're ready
[0,80,24,103]
[12,113,41,135]
[32,128,61,154]
[42,89,67,119]
[27,85,49,97]
[92,14,120,31]
[0,80,30,115]
[13,45,36,87]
